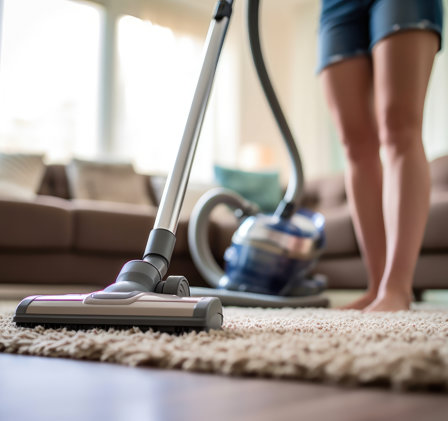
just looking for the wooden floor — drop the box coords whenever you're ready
[0,353,447,421]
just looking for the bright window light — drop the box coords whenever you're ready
[116,15,226,182]
[0,0,102,162]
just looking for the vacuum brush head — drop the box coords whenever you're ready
[13,291,223,332]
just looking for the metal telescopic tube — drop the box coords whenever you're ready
[153,10,232,234]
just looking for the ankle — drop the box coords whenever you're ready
[365,288,379,300]
[377,285,413,305]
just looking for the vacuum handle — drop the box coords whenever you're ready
[188,188,258,288]
[153,0,234,234]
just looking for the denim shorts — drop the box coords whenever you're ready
[317,0,444,73]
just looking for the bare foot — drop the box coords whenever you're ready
[363,289,412,312]
[337,291,377,310]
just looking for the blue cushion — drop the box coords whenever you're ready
[213,165,282,213]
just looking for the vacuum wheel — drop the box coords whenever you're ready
[155,276,190,297]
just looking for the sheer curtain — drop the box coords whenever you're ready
[0,0,102,162]
[0,0,234,180]
[113,11,236,182]
[115,16,210,181]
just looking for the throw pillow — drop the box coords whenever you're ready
[213,165,282,213]
[0,153,45,200]
[66,158,153,206]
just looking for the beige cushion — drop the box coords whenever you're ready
[150,174,217,217]
[423,191,448,250]
[0,153,45,200]
[319,204,359,256]
[0,195,73,249]
[67,159,153,206]
[303,172,346,210]
[430,155,448,192]
[71,199,190,255]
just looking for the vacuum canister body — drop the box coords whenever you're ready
[222,210,325,295]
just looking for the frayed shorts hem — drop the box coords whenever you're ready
[317,23,443,74]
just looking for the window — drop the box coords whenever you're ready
[115,14,233,182]
[0,0,102,162]
[0,1,237,181]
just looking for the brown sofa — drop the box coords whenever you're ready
[0,163,236,291]
[0,156,447,296]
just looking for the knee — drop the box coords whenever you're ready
[377,102,422,157]
[338,125,380,164]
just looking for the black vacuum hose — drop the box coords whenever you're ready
[247,0,304,219]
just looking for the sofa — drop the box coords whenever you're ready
[0,157,236,293]
[0,154,447,297]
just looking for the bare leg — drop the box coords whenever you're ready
[365,30,439,312]
[321,57,386,309]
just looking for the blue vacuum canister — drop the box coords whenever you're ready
[222,209,325,295]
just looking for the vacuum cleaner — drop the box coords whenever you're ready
[13,0,327,332]
[187,0,328,308]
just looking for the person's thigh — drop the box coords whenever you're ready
[370,0,443,141]
[372,30,439,144]
[320,57,378,158]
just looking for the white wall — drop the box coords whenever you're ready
[289,0,340,180]
[222,0,339,184]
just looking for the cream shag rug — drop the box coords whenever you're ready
[1,307,448,390]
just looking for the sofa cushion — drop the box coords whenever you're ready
[72,200,156,255]
[213,165,282,213]
[208,207,240,259]
[38,164,71,199]
[303,172,346,211]
[319,204,359,256]
[0,195,73,249]
[430,155,448,191]
[0,153,45,200]
[423,191,448,250]
[149,174,218,218]
[72,200,190,256]
[67,159,154,206]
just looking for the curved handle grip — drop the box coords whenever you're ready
[188,188,258,288]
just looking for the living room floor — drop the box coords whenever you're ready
[1,289,447,421]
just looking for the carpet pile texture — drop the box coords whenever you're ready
[1,307,447,390]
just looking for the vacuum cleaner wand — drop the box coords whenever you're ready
[153,0,233,235]
[14,0,235,332]
[105,0,234,296]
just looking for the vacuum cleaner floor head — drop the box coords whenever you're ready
[14,291,223,332]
